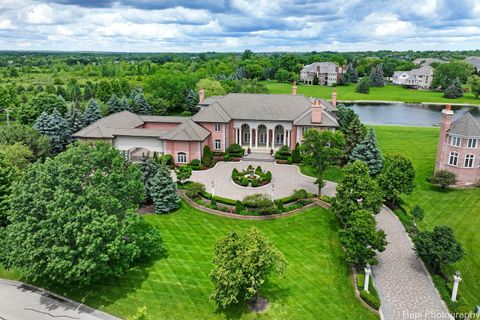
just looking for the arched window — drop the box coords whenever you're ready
[177,152,187,163]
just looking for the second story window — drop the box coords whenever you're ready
[467,138,477,149]
[464,154,475,168]
[214,123,221,132]
[448,152,459,166]
[451,136,461,147]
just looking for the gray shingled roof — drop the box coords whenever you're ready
[301,62,340,73]
[139,115,188,123]
[199,93,314,121]
[162,119,210,141]
[192,101,231,123]
[73,111,144,139]
[466,56,480,71]
[448,112,480,137]
[112,128,169,138]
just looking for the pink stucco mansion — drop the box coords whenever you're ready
[74,85,339,164]
[436,105,480,186]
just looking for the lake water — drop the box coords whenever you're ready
[345,103,479,127]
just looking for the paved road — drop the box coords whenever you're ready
[0,279,119,320]
[189,160,336,200]
[373,207,452,320]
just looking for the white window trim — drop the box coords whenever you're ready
[450,136,461,147]
[177,152,187,163]
[464,154,475,168]
[467,138,478,149]
[448,151,459,167]
[214,139,221,150]
[214,123,221,132]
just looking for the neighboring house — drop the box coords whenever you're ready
[435,105,480,186]
[392,66,434,89]
[413,58,446,67]
[299,62,345,86]
[74,87,339,165]
[465,56,480,72]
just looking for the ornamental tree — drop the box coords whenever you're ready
[0,125,49,160]
[377,154,415,206]
[196,78,226,97]
[301,129,345,195]
[202,145,215,167]
[344,115,367,156]
[0,142,163,286]
[331,161,383,224]
[350,128,383,176]
[369,64,385,87]
[83,99,102,126]
[340,210,387,266]
[413,225,464,273]
[176,165,192,184]
[150,161,180,214]
[356,77,370,94]
[429,170,457,189]
[210,228,287,309]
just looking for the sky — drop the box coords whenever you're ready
[0,0,479,52]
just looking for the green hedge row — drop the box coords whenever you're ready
[357,273,381,310]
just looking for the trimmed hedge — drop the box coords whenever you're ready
[357,273,381,310]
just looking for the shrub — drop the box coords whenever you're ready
[235,200,245,214]
[242,194,275,215]
[360,290,380,310]
[274,145,291,160]
[255,165,262,174]
[213,196,237,206]
[241,177,249,186]
[293,189,308,200]
[184,182,205,199]
[210,197,217,208]
[226,143,244,157]
[320,195,333,204]
[223,154,230,161]
[287,157,293,164]
[356,77,370,94]
[292,143,301,163]
[202,145,214,167]
[231,168,239,179]
[275,200,284,212]
[429,170,457,189]
[264,171,272,182]
[175,165,192,184]
[190,159,201,167]
[251,178,259,187]
[412,205,425,221]
[161,154,173,166]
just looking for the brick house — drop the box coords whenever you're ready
[435,105,480,186]
[74,86,339,164]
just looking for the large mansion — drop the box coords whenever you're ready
[435,105,480,186]
[74,87,339,164]
[299,62,345,86]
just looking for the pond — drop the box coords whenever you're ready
[345,103,480,127]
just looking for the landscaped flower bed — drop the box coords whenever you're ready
[231,165,272,187]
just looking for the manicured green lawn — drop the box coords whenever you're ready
[263,81,480,105]
[299,164,344,184]
[0,201,377,320]
[373,125,480,311]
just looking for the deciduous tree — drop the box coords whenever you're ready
[378,154,415,206]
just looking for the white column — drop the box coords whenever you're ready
[255,127,258,148]
[364,265,371,292]
[266,130,270,149]
[451,271,462,302]
[235,129,238,144]
[249,128,253,149]
[286,130,290,148]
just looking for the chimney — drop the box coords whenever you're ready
[332,91,337,107]
[311,99,323,123]
[292,81,297,95]
[199,89,205,103]
[435,104,454,172]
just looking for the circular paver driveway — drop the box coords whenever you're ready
[189,160,335,200]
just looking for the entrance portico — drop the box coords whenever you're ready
[233,120,292,152]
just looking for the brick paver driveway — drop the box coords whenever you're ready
[189,160,335,200]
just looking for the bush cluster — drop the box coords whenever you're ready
[274,145,291,160]
[231,165,272,187]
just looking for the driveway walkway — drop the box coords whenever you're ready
[373,207,452,320]
[189,160,336,200]
[0,279,119,320]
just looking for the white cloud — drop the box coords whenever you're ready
[26,4,56,24]
[0,19,16,30]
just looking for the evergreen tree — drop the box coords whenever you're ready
[356,77,370,93]
[331,161,383,224]
[133,93,152,115]
[312,74,319,85]
[443,77,463,98]
[344,64,358,83]
[202,145,214,167]
[185,88,199,112]
[150,162,180,214]
[83,99,102,126]
[337,104,357,133]
[344,116,367,156]
[350,128,383,176]
[120,96,132,112]
[369,64,385,87]
[33,109,72,155]
[139,158,160,201]
[106,94,123,114]
[66,105,85,133]
[83,81,95,100]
